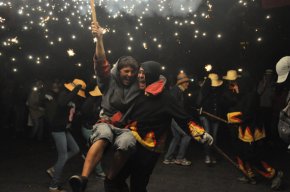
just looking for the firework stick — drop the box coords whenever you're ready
[90,0,98,25]
[213,144,255,181]
[197,108,228,124]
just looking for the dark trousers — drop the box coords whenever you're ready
[104,143,160,192]
[257,107,273,140]
[237,136,275,179]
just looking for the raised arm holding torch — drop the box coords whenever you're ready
[91,22,106,60]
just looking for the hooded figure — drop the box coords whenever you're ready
[101,60,213,192]
[140,61,161,85]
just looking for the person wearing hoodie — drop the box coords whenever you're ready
[102,61,213,192]
[69,22,139,191]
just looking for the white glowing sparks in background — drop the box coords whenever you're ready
[0,0,219,69]
[10,37,19,44]
[67,49,76,57]
[0,0,283,79]
[205,64,212,72]
[0,16,5,23]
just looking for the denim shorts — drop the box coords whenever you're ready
[90,123,136,151]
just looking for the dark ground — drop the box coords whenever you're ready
[1,130,290,192]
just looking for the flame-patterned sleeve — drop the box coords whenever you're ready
[187,121,205,142]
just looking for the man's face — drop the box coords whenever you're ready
[181,81,189,90]
[138,67,146,90]
[119,66,137,86]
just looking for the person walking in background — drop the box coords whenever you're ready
[163,72,192,166]
[197,73,224,165]
[27,80,45,141]
[45,79,86,192]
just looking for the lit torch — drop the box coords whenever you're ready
[90,0,98,25]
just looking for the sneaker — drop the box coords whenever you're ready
[69,175,88,192]
[49,187,67,192]
[237,176,257,185]
[175,159,192,166]
[204,156,211,164]
[271,171,283,190]
[46,167,55,178]
[237,176,248,183]
[163,159,175,165]
[95,172,106,180]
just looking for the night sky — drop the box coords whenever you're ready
[0,0,289,85]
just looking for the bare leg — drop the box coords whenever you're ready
[106,150,130,180]
[81,139,108,177]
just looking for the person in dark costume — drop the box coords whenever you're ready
[222,70,283,190]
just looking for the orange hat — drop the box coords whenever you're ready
[89,85,102,97]
[64,79,86,98]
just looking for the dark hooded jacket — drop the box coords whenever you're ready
[127,61,205,152]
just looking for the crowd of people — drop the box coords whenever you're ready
[1,21,290,192]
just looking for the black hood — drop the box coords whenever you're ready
[141,61,161,85]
